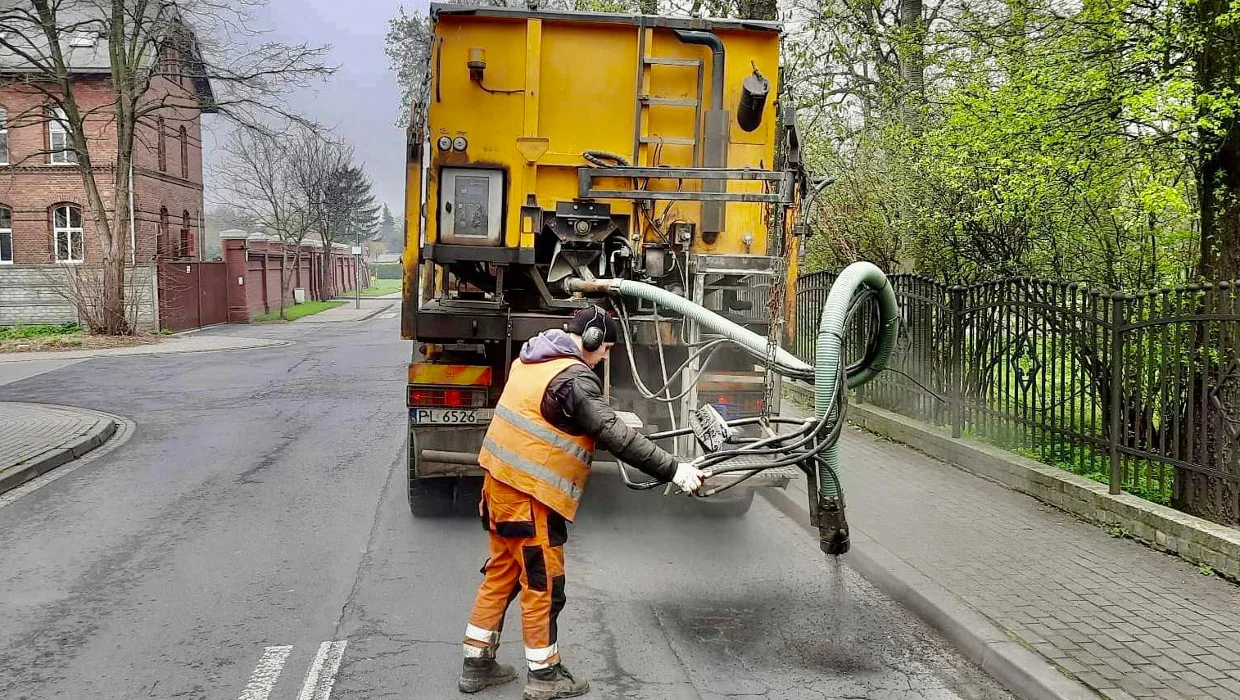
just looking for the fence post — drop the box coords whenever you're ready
[950,285,964,439]
[1108,292,1127,495]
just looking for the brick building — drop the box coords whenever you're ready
[0,18,212,267]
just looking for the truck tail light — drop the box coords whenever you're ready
[710,393,763,420]
[408,386,489,408]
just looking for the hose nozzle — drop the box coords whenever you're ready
[816,497,850,556]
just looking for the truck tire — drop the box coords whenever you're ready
[455,475,484,517]
[408,476,456,517]
[407,431,454,517]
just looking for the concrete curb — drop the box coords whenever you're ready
[353,303,394,322]
[760,487,1099,700]
[293,302,393,323]
[0,337,290,363]
[0,409,118,494]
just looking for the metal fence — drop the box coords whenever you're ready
[794,271,1240,527]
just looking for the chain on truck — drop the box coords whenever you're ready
[400,4,900,548]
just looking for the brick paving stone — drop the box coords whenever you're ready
[779,404,1240,700]
[1166,648,1199,665]
[1059,658,1091,674]
[0,402,113,481]
[1186,663,1228,682]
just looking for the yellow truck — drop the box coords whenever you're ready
[401,4,811,516]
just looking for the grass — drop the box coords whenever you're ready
[334,279,401,298]
[0,323,80,341]
[252,300,345,323]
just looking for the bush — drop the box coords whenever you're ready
[372,263,403,280]
[0,323,81,341]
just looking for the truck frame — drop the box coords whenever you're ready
[401,4,810,516]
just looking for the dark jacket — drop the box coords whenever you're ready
[518,330,677,482]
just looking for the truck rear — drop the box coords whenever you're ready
[401,4,808,516]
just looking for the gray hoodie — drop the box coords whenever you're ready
[519,329,582,364]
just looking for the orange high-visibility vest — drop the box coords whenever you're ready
[479,356,596,521]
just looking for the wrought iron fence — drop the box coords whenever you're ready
[794,271,1240,527]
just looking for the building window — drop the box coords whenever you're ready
[0,206,11,263]
[181,210,192,257]
[159,207,169,257]
[53,204,84,262]
[48,108,77,164]
[179,126,188,179]
[0,107,8,165]
[161,43,180,81]
[157,116,166,171]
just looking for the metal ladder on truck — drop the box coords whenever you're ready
[624,26,792,491]
[631,25,705,169]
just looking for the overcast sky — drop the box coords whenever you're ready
[203,0,424,217]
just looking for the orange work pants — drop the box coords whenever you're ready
[464,473,568,670]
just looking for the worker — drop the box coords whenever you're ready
[459,305,706,700]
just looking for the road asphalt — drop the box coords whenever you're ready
[0,302,1011,700]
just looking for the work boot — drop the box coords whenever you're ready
[524,663,590,700]
[458,656,518,693]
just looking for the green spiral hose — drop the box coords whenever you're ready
[812,262,900,498]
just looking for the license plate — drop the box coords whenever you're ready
[410,408,490,425]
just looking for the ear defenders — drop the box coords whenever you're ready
[582,306,607,352]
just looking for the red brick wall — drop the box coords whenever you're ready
[222,236,370,320]
[0,72,204,265]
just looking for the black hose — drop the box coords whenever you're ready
[583,150,630,167]
[696,362,845,468]
[672,30,724,112]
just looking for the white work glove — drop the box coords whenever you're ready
[672,462,706,495]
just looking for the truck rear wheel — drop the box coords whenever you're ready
[408,476,456,517]
[407,431,455,517]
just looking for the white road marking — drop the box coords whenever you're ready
[237,645,294,700]
[296,640,348,700]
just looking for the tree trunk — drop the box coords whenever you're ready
[280,244,292,320]
[898,0,925,130]
[1196,0,1240,281]
[320,243,333,301]
[75,111,129,335]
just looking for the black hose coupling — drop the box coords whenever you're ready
[816,497,850,555]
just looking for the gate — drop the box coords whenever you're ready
[159,261,229,331]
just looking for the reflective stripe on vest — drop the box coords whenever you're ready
[480,437,584,503]
[478,356,595,520]
[493,404,592,465]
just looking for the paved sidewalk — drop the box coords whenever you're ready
[293,301,393,323]
[0,334,287,363]
[0,402,117,493]
[779,403,1240,700]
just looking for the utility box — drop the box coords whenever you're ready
[293,287,306,304]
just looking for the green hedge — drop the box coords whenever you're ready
[372,263,403,280]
